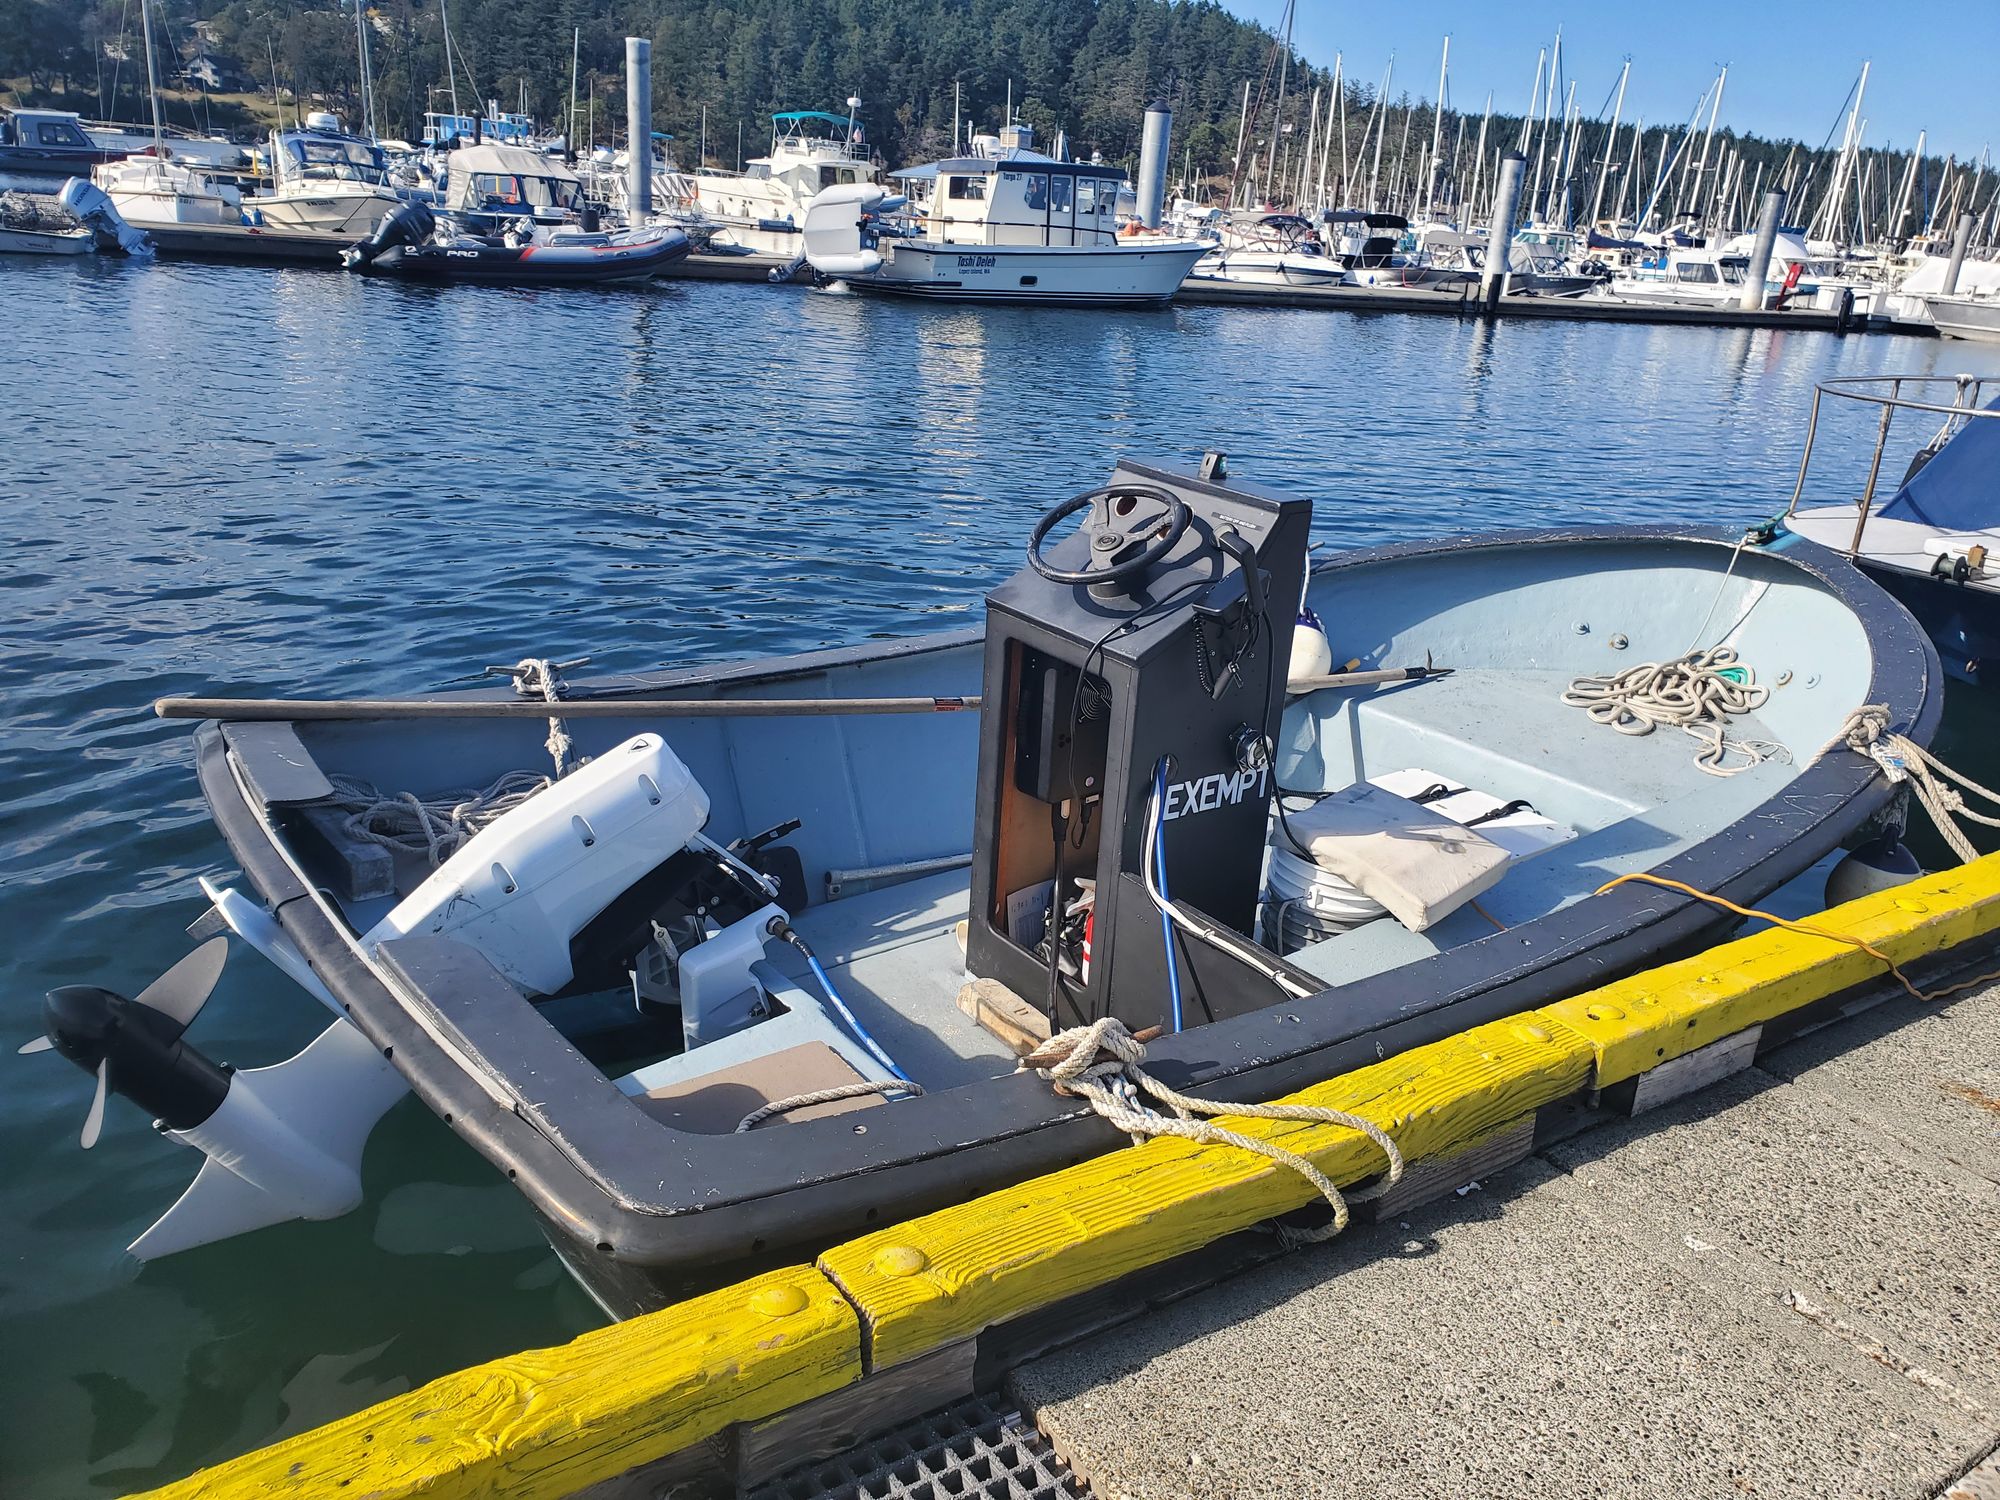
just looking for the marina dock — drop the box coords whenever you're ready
[123,856,2000,1500]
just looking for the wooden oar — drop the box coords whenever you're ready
[153,694,982,722]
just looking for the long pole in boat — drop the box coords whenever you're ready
[154,695,986,722]
[1422,34,1448,221]
[1689,65,1725,232]
[1589,60,1629,237]
[624,36,651,219]
[1554,82,1577,227]
[1816,61,1867,244]
[1526,40,1552,221]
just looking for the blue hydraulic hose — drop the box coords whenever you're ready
[1153,758,1185,1034]
[799,943,914,1086]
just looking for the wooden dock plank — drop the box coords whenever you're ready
[125,1265,858,1500]
[816,1015,1593,1370]
[1542,858,2000,1087]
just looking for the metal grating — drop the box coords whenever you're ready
[748,1391,1091,1500]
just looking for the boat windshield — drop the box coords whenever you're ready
[288,137,388,183]
[468,172,580,211]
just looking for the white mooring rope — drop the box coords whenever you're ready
[1836,705,2000,865]
[510,656,574,778]
[1023,1017,1404,1245]
[1561,646,1790,778]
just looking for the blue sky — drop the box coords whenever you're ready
[1217,2,1999,161]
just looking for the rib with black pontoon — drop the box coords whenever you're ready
[31,458,1941,1316]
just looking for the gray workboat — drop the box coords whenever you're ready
[29,458,1940,1315]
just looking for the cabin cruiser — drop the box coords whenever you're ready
[0,109,124,193]
[1189,211,1344,287]
[801,123,1208,304]
[30,453,1942,1315]
[249,114,400,237]
[1322,210,1471,290]
[1786,373,2000,684]
[696,110,880,256]
[1601,244,1800,309]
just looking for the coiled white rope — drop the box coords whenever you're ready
[1023,1017,1403,1244]
[734,1079,922,1133]
[1837,705,2000,865]
[1561,646,1789,777]
[329,770,551,868]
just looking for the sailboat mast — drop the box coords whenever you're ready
[1423,35,1448,221]
[138,0,163,156]
[1589,60,1630,234]
[568,26,580,151]
[1367,56,1391,211]
[440,0,460,119]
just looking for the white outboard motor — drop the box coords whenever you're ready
[800,182,909,278]
[363,733,715,996]
[58,177,150,256]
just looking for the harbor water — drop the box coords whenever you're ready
[3,258,1997,1498]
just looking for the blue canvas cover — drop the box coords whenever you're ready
[1876,399,2000,531]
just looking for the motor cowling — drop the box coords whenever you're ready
[345,200,435,266]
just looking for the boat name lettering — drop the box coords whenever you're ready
[955,255,997,270]
[1162,767,1268,821]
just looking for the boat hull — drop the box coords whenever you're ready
[189,523,1940,1317]
[1924,295,2000,342]
[0,224,91,255]
[849,239,1207,305]
[355,229,692,285]
[252,189,399,237]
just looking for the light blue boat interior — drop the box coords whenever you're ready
[291,535,1877,1105]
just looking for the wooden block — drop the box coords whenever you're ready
[294,801,397,902]
[732,1338,977,1489]
[1625,1024,1762,1115]
[956,976,1051,1055]
[1352,1115,1537,1222]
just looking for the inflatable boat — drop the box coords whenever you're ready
[33,457,1942,1316]
[343,201,689,285]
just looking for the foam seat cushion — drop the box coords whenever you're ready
[1286,783,1509,931]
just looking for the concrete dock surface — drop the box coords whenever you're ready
[1010,975,2000,1500]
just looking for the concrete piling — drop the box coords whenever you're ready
[1943,210,1975,296]
[1739,189,1787,311]
[1481,151,1526,314]
[626,37,652,221]
[1135,102,1171,230]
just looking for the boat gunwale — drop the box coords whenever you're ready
[190,521,1940,1302]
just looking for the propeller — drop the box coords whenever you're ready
[19,936,230,1149]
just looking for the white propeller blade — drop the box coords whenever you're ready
[132,936,228,1031]
[81,1060,108,1149]
[18,1036,54,1055]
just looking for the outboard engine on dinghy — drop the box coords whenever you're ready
[343,199,437,268]
[57,177,149,255]
[963,452,1312,1034]
[19,936,407,1259]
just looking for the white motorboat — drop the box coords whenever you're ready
[249,114,400,237]
[1323,210,1471,290]
[801,123,1208,305]
[1601,243,1798,309]
[1189,211,1344,288]
[93,153,244,229]
[0,179,148,255]
[695,109,880,256]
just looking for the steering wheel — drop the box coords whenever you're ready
[1026,483,1192,586]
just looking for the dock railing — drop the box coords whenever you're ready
[1786,372,1998,558]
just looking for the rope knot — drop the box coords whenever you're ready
[511,656,574,778]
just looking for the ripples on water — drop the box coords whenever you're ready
[3,255,1996,1495]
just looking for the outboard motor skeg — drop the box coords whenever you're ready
[344,199,436,269]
